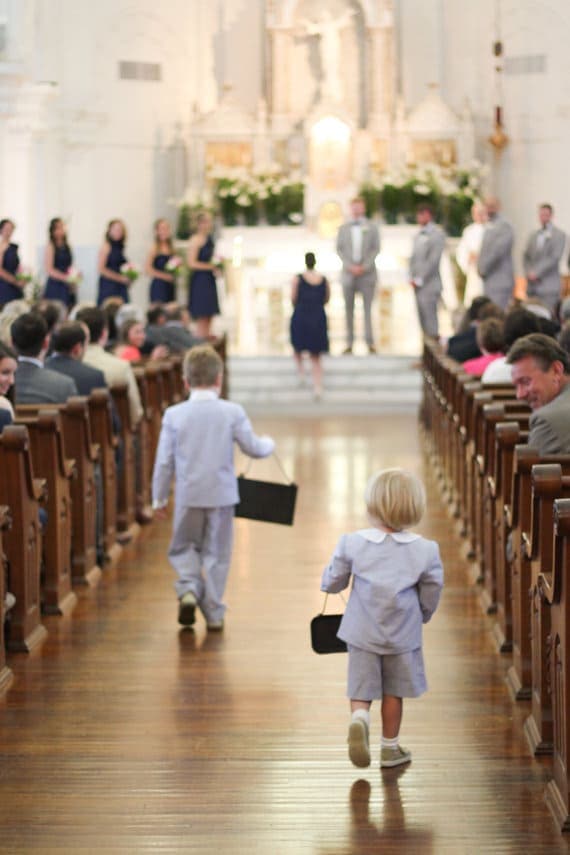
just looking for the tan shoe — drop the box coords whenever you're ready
[348,719,371,768]
[206,620,224,632]
[380,744,411,768]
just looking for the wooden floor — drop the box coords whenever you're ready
[1,415,570,853]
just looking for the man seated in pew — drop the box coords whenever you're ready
[507,333,570,454]
[482,307,541,384]
[76,307,143,427]
[145,304,203,354]
[462,317,505,376]
[11,312,78,404]
[47,321,108,396]
[444,297,503,362]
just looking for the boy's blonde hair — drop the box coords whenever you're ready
[183,345,223,388]
[365,468,426,531]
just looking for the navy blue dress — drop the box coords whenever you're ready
[44,244,74,307]
[189,236,220,319]
[97,239,129,305]
[150,253,175,304]
[0,243,22,306]
[290,274,329,355]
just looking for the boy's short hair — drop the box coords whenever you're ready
[183,345,223,387]
[365,468,426,531]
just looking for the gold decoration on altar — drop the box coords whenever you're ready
[205,142,253,170]
[317,202,343,239]
[409,139,457,166]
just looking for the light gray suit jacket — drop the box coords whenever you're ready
[528,382,570,455]
[523,224,566,299]
[477,215,515,308]
[152,391,275,509]
[321,528,443,654]
[14,358,78,405]
[409,224,445,295]
[336,219,380,289]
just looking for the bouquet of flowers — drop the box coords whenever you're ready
[66,266,83,287]
[212,255,225,271]
[120,262,140,283]
[165,255,183,274]
[16,265,34,285]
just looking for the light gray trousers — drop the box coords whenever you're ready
[414,288,440,338]
[343,279,376,347]
[168,505,234,623]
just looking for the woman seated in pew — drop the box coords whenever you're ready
[482,307,541,384]
[462,317,505,376]
[115,319,168,363]
[0,341,17,425]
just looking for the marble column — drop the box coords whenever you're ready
[269,27,292,133]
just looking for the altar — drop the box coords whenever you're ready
[212,225,458,356]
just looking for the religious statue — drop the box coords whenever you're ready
[298,9,355,103]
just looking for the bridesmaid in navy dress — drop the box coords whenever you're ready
[97,219,131,305]
[145,218,176,304]
[187,212,220,338]
[290,252,330,400]
[43,218,76,310]
[0,219,24,308]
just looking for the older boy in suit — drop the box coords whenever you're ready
[152,345,275,630]
[409,205,445,339]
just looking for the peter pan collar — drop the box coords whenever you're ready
[357,528,421,543]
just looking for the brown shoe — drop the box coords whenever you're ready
[342,347,353,355]
[368,345,377,354]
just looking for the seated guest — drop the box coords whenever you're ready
[33,300,65,337]
[0,299,29,346]
[145,304,202,353]
[101,297,124,350]
[462,317,505,376]
[76,307,142,426]
[506,333,570,454]
[0,341,17,420]
[446,297,498,362]
[524,298,561,339]
[558,321,570,357]
[11,312,78,404]
[115,318,168,363]
[482,307,541,384]
[47,321,108,396]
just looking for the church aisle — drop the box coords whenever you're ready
[1,416,569,853]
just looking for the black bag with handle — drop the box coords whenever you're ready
[235,454,297,526]
[310,594,348,654]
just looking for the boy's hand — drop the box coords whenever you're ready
[154,507,169,520]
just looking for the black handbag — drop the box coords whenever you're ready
[310,594,348,654]
[235,454,297,526]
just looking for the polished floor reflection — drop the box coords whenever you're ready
[1,416,569,852]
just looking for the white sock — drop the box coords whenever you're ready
[351,709,370,726]
[382,735,399,749]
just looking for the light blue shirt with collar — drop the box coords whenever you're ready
[321,528,444,654]
[152,388,275,510]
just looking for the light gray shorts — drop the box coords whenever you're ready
[346,644,427,700]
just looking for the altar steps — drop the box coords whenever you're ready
[228,354,422,415]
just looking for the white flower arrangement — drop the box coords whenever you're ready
[120,263,140,283]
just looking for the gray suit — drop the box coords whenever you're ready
[336,218,380,348]
[477,215,515,309]
[528,382,570,455]
[15,358,78,404]
[523,224,566,314]
[409,223,445,338]
[145,322,202,354]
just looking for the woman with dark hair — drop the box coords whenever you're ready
[43,218,77,310]
[290,251,330,400]
[0,341,17,425]
[96,219,132,306]
[0,219,23,308]
[187,211,220,339]
[146,219,178,304]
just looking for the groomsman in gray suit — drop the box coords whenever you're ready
[477,197,515,310]
[409,204,445,339]
[523,203,566,316]
[336,197,380,354]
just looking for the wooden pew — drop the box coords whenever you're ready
[133,367,152,522]
[16,398,101,588]
[144,362,165,472]
[0,505,13,692]
[15,409,77,615]
[0,426,47,652]
[540,498,570,831]
[88,389,122,567]
[110,383,140,543]
[523,462,570,756]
